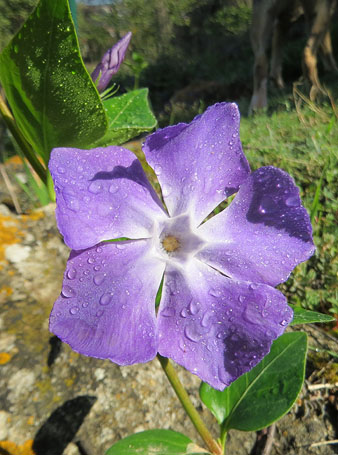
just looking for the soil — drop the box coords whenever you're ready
[0,159,337,455]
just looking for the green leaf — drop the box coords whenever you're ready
[290,305,335,325]
[105,429,208,455]
[200,332,307,431]
[0,0,107,163]
[98,88,157,145]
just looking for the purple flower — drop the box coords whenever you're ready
[91,32,132,92]
[49,103,315,390]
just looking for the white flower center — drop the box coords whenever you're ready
[154,214,204,264]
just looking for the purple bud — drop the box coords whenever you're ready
[91,32,132,92]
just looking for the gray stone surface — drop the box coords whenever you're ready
[0,202,337,455]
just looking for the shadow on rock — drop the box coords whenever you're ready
[33,396,96,455]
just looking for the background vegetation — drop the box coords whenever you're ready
[0,0,337,320]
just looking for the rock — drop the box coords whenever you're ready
[0,203,337,455]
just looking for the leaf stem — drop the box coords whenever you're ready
[0,93,47,184]
[157,354,223,455]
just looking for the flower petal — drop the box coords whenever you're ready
[143,103,250,226]
[50,240,164,365]
[91,32,132,92]
[49,146,166,250]
[197,166,315,286]
[158,260,292,390]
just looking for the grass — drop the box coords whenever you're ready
[239,99,337,319]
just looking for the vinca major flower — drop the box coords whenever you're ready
[91,32,132,92]
[49,103,314,390]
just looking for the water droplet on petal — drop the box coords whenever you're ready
[238,295,245,303]
[82,302,89,308]
[180,308,188,318]
[96,310,104,317]
[154,164,162,176]
[209,288,221,298]
[201,311,213,328]
[62,285,76,298]
[161,307,175,317]
[162,184,172,197]
[88,181,103,194]
[100,292,113,305]
[109,184,119,194]
[285,195,299,207]
[185,324,201,342]
[58,166,65,174]
[67,267,77,280]
[94,273,106,286]
[87,257,95,264]
[258,195,276,214]
[69,306,79,315]
[188,300,200,315]
[279,319,288,326]
[249,283,258,290]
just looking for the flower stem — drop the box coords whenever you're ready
[157,354,223,455]
[0,93,47,184]
[220,425,228,454]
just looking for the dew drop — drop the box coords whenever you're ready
[285,195,299,207]
[161,307,175,317]
[88,181,103,194]
[188,300,200,315]
[201,311,213,328]
[154,164,162,176]
[238,295,245,303]
[58,166,65,174]
[258,195,276,214]
[82,302,89,308]
[96,310,104,317]
[209,288,221,298]
[69,306,79,315]
[184,324,201,342]
[109,184,119,194]
[67,267,77,280]
[94,273,106,286]
[279,319,288,326]
[87,257,95,264]
[249,283,258,290]
[180,308,188,318]
[100,292,113,305]
[62,285,76,298]
[162,184,172,197]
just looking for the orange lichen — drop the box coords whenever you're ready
[22,211,44,222]
[27,416,34,425]
[0,214,24,265]
[0,439,35,455]
[0,285,13,298]
[0,352,12,365]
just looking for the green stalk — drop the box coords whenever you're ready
[157,354,223,455]
[220,425,228,453]
[0,94,47,184]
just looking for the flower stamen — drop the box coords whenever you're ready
[162,235,180,253]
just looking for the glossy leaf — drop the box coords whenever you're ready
[105,429,209,455]
[98,88,157,145]
[200,332,307,431]
[289,304,335,325]
[0,0,107,162]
